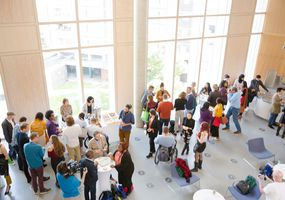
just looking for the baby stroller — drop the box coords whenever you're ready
[154,140,178,165]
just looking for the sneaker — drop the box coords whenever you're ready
[39,188,51,195]
[146,153,152,159]
[222,127,229,130]
[234,131,241,134]
[43,176,50,181]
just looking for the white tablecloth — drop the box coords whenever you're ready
[193,189,225,200]
[95,157,115,192]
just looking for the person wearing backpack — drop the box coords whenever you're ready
[258,169,285,200]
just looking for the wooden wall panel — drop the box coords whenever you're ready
[0,25,40,53]
[223,36,251,79]
[0,54,49,121]
[231,0,256,13]
[116,21,133,44]
[115,45,133,112]
[228,15,253,35]
[255,34,285,79]
[115,0,133,19]
[0,0,36,23]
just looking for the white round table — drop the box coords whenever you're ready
[95,157,115,192]
[273,164,285,180]
[193,189,225,200]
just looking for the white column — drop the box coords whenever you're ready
[133,0,148,127]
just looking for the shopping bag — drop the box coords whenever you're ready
[140,110,149,123]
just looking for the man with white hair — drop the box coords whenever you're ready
[258,169,285,200]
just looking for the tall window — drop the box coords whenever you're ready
[245,0,268,82]
[36,0,115,115]
[147,0,231,99]
[0,76,7,138]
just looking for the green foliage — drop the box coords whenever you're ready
[147,54,163,82]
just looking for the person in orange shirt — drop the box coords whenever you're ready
[156,94,173,135]
[30,112,47,147]
[156,82,170,103]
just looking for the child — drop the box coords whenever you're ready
[181,112,195,155]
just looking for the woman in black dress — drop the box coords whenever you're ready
[146,109,159,158]
[192,122,210,172]
[112,142,134,195]
[181,112,195,155]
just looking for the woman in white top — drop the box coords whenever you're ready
[233,74,245,91]
[62,116,82,162]
[82,96,101,120]
[192,122,209,172]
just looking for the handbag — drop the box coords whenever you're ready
[221,116,228,125]
[236,180,249,195]
[140,110,149,123]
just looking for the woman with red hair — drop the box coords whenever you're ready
[111,142,134,195]
[192,122,210,172]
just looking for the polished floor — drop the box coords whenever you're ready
[1,109,284,200]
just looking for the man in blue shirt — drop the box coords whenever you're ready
[222,87,242,134]
[119,104,135,148]
[24,132,51,195]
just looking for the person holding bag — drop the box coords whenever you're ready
[211,98,223,140]
[0,138,12,195]
[146,109,159,158]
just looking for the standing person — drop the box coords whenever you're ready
[220,74,231,87]
[248,75,269,103]
[0,138,12,195]
[75,112,88,149]
[60,98,73,122]
[145,95,157,112]
[156,82,171,103]
[12,116,27,170]
[258,170,285,200]
[82,96,101,120]
[211,98,223,140]
[233,74,245,91]
[199,82,212,95]
[185,87,197,116]
[45,110,61,137]
[207,84,222,107]
[199,102,212,124]
[48,135,65,188]
[219,80,228,105]
[17,123,32,183]
[88,131,108,158]
[57,161,88,200]
[174,92,187,135]
[62,116,81,162]
[181,112,195,155]
[239,81,249,118]
[191,82,198,98]
[276,107,285,138]
[30,112,47,147]
[222,87,242,134]
[111,142,134,195]
[80,150,98,200]
[157,94,174,135]
[24,132,51,195]
[118,104,135,148]
[192,122,210,172]
[146,109,159,158]
[268,88,284,129]
[1,112,16,163]
[141,85,155,108]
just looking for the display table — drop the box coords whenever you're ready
[193,189,225,200]
[273,164,285,179]
[95,157,115,192]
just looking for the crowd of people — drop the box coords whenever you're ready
[0,97,135,200]
[0,72,285,199]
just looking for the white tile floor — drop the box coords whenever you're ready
[1,109,285,200]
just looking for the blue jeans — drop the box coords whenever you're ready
[84,184,96,200]
[268,113,278,126]
[226,107,241,132]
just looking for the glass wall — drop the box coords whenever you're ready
[245,0,268,83]
[147,0,232,98]
[0,76,8,138]
[36,0,115,115]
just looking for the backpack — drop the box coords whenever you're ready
[260,163,273,178]
[111,183,127,199]
[245,175,256,193]
[99,191,115,200]
[158,147,169,162]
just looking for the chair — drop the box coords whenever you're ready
[170,161,200,189]
[247,138,275,161]
[227,183,261,200]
